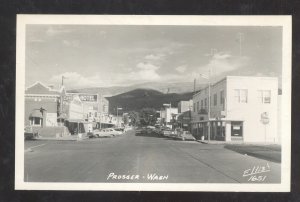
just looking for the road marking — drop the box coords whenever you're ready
[25,143,46,152]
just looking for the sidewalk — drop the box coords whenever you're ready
[197,140,281,163]
[224,144,281,163]
[35,134,89,141]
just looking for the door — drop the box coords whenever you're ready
[231,121,243,139]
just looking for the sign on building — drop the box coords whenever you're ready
[46,113,57,126]
[65,94,98,103]
[260,112,270,124]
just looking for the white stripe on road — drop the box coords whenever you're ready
[25,143,46,152]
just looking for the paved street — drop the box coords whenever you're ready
[25,130,281,183]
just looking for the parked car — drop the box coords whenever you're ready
[94,128,122,138]
[176,131,196,141]
[93,129,113,138]
[161,129,174,137]
[105,128,123,136]
[24,126,38,140]
[135,127,143,135]
[114,128,125,134]
[87,132,98,138]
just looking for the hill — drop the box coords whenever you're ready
[106,88,194,115]
[67,81,202,96]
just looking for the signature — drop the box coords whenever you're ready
[243,163,271,182]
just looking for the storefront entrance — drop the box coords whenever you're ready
[231,121,243,141]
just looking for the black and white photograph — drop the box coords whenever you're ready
[15,15,291,191]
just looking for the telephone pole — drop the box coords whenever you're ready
[237,32,244,56]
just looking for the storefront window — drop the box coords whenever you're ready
[258,90,271,104]
[32,117,41,126]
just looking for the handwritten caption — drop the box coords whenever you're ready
[107,173,168,181]
[243,163,271,182]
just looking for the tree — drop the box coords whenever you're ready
[122,113,129,125]
[128,111,140,126]
[139,108,157,126]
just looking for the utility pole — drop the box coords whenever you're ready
[60,75,66,122]
[237,32,244,57]
[193,78,196,94]
[208,68,211,142]
[61,75,65,86]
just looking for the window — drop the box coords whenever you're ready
[89,112,92,117]
[220,90,224,104]
[32,117,41,126]
[95,112,97,117]
[258,90,271,104]
[201,100,203,109]
[193,103,196,112]
[204,98,207,108]
[197,101,199,112]
[234,89,248,103]
[214,94,217,106]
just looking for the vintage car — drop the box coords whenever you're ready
[175,131,196,141]
[93,128,122,138]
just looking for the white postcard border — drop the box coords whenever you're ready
[15,15,292,192]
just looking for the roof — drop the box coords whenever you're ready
[29,110,43,118]
[25,81,61,95]
[65,119,85,123]
[177,110,191,119]
[193,76,278,97]
[57,113,68,119]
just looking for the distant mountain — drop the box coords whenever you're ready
[106,88,194,115]
[67,81,203,97]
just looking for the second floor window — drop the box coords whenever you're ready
[197,101,199,112]
[220,90,224,104]
[234,89,248,103]
[201,100,203,109]
[258,90,271,104]
[214,94,217,106]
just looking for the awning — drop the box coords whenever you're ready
[65,119,85,123]
[57,113,68,119]
[29,110,43,118]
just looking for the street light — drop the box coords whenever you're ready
[116,107,123,127]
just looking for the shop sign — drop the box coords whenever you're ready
[79,94,98,102]
[260,112,270,124]
[65,94,98,103]
[46,113,57,126]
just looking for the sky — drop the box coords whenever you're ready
[25,25,282,89]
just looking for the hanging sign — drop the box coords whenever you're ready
[261,112,270,125]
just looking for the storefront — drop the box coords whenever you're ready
[192,120,244,141]
[192,76,278,143]
[177,111,191,131]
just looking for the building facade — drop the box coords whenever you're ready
[178,100,193,113]
[25,82,62,127]
[64,93,109,123]
[191,76,278,143]
[160,107,178,129]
